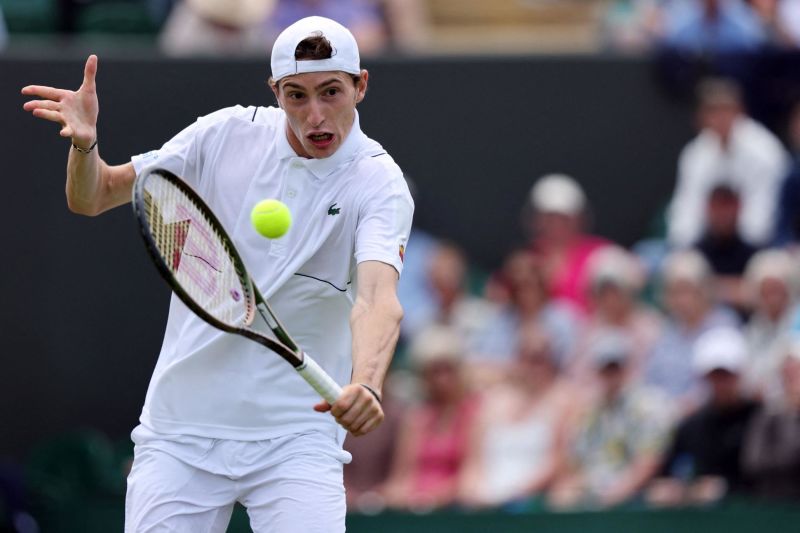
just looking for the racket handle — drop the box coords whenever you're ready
[297,354,343,405]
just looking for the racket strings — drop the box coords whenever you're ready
[143,176,254,327]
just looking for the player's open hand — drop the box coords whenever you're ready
[21,54,100,150]
[314,383,384,436]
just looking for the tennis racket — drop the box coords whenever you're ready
[132,167,342,404]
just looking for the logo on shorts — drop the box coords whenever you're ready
[327,203,341,216]
[399,244,405,262]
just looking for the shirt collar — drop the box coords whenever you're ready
[276,110,367,180]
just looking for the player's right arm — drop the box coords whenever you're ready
[21,55,135,216]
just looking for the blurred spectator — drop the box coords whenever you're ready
[571,246,664,385]
[343,380,404,514]
[458,326,574,510]
[160,0,277,56]
[648,328,760,506]
[382,326,481,512]
[525,174,610,313]
[599,0,663,53]
[743,249,799,401]
[379,0,431,53]
[396,228,440,340]
[401,241,497,355]
[746,0,800,47]
[694,184,757,312]
[645,250,739,411]
[262,0,388,55]
[742,340,800,502]
[548,333,673,510]
[659,0,767,53]
[775,100,800,246]
[667,78,789,248]
[474,249,580,375]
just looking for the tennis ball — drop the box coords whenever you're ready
[250,199,292,239]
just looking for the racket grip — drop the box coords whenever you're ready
[297,354,343,405]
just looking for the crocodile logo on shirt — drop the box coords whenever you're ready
[328,203,341,216]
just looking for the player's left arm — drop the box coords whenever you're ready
[315,260,403,436]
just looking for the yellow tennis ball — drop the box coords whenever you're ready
[250,199,292,239]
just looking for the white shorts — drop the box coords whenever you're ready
[125,425,351,533]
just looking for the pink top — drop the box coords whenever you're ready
[532,235,609,313]
[410,395,480,497]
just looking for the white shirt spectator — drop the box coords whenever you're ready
[668,116,789,247]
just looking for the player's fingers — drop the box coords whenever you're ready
[23,99,60,112]
[336,393,380,428]
[31,108,64,124]
[60,125,74,138]
[330,391,358,418]
[21,85,66,101]
[313,401,331,412]
[349,409,384,436]
[81,54,98,92]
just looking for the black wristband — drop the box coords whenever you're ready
[72,138,98,154]
[359,383,382,404]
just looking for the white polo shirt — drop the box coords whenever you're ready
[131,105,414,443]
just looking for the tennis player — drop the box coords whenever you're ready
[22,16,413,532]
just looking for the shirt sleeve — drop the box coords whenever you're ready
[130,106,248,186]
[354,175,414,277]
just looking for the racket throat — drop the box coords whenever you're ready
[255,302,299,352]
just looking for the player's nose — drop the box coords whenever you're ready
[307,99,324,127]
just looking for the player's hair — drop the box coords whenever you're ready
[294,32,334,61]
[268,33,362,89]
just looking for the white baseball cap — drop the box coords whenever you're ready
[692,328,748,375]
[529,174,586,216]
[271,16,361,82]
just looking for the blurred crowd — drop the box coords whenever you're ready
[343,77,800,514]
[4,0,800,55]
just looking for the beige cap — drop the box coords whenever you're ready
[662,249,712,286]
[588,246,646,292]
[745,248,799,294]
[186,0,276,28]
[409,325,463,369]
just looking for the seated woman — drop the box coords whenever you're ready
[458,325,575,509]
[381,326,481,512]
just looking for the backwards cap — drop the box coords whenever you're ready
[271,16,361,82]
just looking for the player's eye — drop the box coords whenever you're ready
[288,92,305,100]
[324,88,339,97]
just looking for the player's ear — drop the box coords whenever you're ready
[355,70,368,105]
[268,77,281,108]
